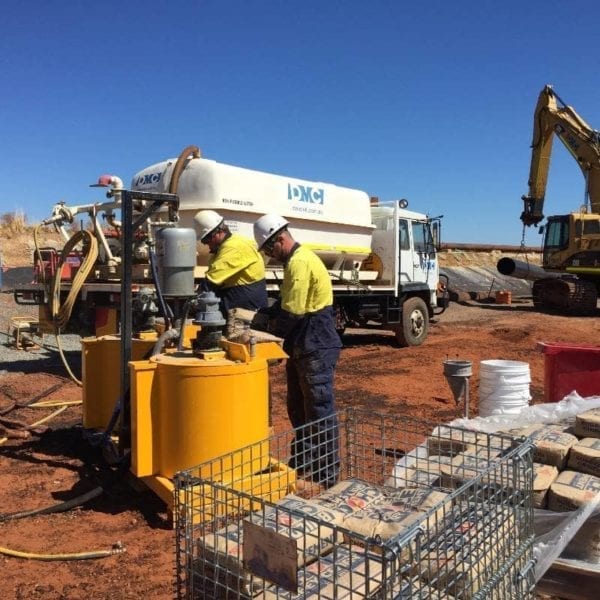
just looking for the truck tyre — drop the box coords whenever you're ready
[394,297,429,347]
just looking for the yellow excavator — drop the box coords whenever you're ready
[519,84,600,314]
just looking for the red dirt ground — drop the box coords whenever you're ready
[1,293,599,598]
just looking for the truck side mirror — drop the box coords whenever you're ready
[431,222,440,250]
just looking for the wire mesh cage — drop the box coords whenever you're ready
[175,408,535,599]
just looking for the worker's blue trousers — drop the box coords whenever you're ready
[286,347,340,487]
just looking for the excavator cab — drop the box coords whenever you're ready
[541,215,570,269]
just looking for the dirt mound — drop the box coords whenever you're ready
[0,226,62,270]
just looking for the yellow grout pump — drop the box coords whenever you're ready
[128,338,287,505]
[82,331,287,509]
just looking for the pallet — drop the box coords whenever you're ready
[537,558,600,600]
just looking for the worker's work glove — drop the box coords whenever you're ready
[225,308,284,345]
[225,308,257,341]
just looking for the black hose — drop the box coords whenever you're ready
[0,485,103,522]
[149,249,173,328]
[0,382,66,417]
[434,273,450,316]
[96,396,122,449]
[94,341,158,449]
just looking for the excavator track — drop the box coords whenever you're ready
[532,277,598,315]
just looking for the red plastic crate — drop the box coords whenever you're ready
[538,342,600,403]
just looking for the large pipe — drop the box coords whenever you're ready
[497,257,560,281]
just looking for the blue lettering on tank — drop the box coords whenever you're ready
[287,183,325,205]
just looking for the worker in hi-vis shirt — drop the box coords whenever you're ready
[193,210,268,313]
[253,213,341,490]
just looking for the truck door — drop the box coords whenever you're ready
[397,219,414,284]
[411,221,438,290]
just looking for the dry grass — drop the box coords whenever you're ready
[0,210,28,236]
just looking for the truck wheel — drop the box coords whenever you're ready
[394,297,429,347]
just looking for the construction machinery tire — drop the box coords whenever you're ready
[394,297,429,347]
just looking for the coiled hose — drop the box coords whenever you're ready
[49,230,99,385]
[50,230,99,330]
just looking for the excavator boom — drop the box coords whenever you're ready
[521,84,600,226]
[506,85,600,315]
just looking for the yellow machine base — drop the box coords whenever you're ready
[139,458,296,524]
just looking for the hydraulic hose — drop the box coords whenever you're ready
[0,382,66,416]
[50,230,98,330]
[149,248,173,329]
[434,273,450,316]
[0,485,104,522]
[96,342,159,448]
[0,405,67,434]
[55,333,83,386]
[28,405,67,428]
[0,542,125,561]
[49,229,99,386]
[152,327,179,357]
[30,400,82,408]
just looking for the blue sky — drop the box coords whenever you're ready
[2,1,600,244]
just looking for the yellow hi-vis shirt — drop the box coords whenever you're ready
[281,245,333,316]
[207,233,265,289]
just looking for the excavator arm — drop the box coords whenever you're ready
[521,84,600,226]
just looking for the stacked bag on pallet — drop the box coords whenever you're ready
[197,478,453,598]
[447,395,600,575]
[498,408,600,564]
[196,422,530,599]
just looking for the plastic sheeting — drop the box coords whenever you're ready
[449,392,600,581]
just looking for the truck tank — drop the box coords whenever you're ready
[131,156,374,269]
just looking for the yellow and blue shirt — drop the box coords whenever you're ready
[279,244,342,356]
[207,233,265,288]
[206,233,268,312]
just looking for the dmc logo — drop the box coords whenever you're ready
[136,172,162,186]
[287,183,324,205]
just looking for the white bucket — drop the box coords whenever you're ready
[479,359,531,417]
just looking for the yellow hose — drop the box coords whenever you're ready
[28,405,67,428]
[50,230,98,330]
[29,400,82,408]
[48,229,99,386]
[55,332,83,386]
[0,437,7,445]
[0,542,125,561]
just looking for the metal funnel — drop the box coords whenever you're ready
[443,360,473,411]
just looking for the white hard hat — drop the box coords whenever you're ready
[254,214,289,249]
[193,210,224,242]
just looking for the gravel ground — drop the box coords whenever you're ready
[0,291,82,378]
